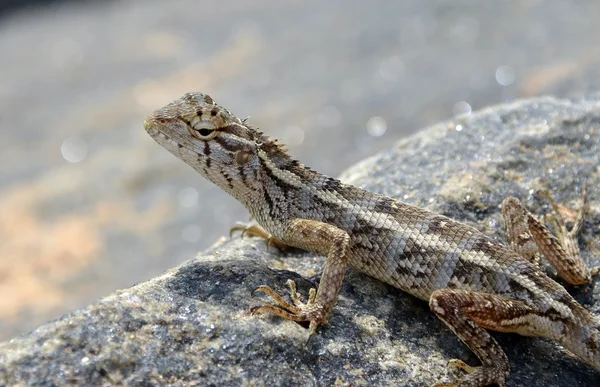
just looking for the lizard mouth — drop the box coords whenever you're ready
[144,114,220,160]
[143,117,157,135]
[143,117,173,144]
[144,117,189,154]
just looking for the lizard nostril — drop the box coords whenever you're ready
[143,118,153,131]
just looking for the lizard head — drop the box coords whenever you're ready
[144,92,290,205]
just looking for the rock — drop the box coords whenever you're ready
[0,96,599,386]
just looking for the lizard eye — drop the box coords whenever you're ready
[193,127,217,140]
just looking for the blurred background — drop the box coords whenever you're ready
[1,0,599,341]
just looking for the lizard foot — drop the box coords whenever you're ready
[446,359,476,374]
[432,359,489,387]
[230,222,288,250]
[432,360,507,387]
[251,279,327,333]
[537,184,600,283]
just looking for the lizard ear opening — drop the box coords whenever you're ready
[235,150,252,166]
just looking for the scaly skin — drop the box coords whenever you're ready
[144,92,600,387]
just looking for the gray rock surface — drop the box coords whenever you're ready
[1,97,599,386]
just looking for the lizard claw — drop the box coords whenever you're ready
[305,328,318,346]
[446,359,476,374]
[431,359,474,387]
[230,222,289,250]
[251,280,327,332]
[230,222,251,238]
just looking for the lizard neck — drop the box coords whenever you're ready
[248,145,375,237]
[247,147,341,225]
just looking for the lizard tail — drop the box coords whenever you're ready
[560,303,600,372]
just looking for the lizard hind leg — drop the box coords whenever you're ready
[429,289,535,387]
[540,185,600,279]
[527,186,599,285]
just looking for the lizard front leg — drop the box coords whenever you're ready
[430,289,536,387]
[250,218,351,333]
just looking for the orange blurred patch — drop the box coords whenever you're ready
[520,61,581,97]
[0,178,172,321]
[519,48,600,97]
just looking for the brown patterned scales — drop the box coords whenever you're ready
[144,92,600,387]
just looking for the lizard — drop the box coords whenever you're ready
[143,92,600,387]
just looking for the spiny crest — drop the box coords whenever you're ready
[256,129,292,164]
[261,134,289,155]
[241,123,289,156]
[249,124,314,174]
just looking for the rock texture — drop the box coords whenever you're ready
[1,97,599,386]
